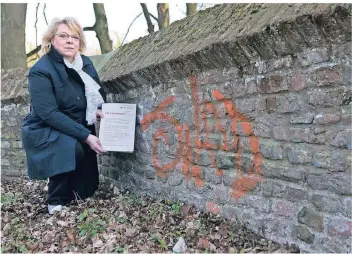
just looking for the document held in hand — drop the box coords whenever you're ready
[99,103,136,152]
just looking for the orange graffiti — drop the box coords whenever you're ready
[141,74,263,199]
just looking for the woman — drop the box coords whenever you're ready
[21,17,106,214]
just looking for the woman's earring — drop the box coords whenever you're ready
[48,42,52,50]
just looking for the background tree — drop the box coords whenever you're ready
[84,3,112,54]
[141,3,154,34]
[157,3,169,30]
[1,3,27,69]
[186,4,197,16]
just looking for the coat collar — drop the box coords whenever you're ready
[48,46,91,68]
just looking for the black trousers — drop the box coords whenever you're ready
[47,141,99,206]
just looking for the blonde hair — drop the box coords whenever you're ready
[40,17,86,56]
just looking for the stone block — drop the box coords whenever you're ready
[327,218,352,239]
[277,94,309,113]
[293,224,315,244]
[313,113,341,125]
[272,199,296,217]
[167,172,184,187]
[234,98,256,113]
[267,55,293,71]
[210,186,229,204]
[290,71,308,91]
[312,151,346,171]
[343,198,352,218]
[332,41,352,60]
[308,87,350,108]
[290,112,315,124]
[234,195,271,213]
[252,122,271,138]
[306,172,352,195]
[1,159,10,166]
[216,151,235,169]
[262,161,304,183]
[258,75,289,93]
[286,145,312,164]
[265,97,277,112]
[221,205,238,221]
[330,129,352,149]
[298,207,324,232]
[315,65,343,87]
[262,180,286,198]
[205,201,221,215]
[259,139,283,160]
[286,186,308,202]
[7,117,17,127]
[311,194,343,214]
[144,169,156,179]
[203,167,222,184]
[273,126,325,144]
[222,170,237,187]
[244,78,257,94]
[11,141,23,149]
[1,141,11,149]
[296,47,329,66]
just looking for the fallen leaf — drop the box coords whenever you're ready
[197,237,210,249]
[92,238,104,248]
[125,228,137,237]
[66,229,75,243]
[57,220,69,227]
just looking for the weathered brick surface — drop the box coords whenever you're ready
[298,207,324,232]
[2,3,351,253]
[1,68,29,179]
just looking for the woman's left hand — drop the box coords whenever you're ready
[96,109,104,120]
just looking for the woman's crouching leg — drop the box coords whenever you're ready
[71,141,99,200]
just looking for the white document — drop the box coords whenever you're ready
[99,103,136,152]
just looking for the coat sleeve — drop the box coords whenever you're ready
[28,68,91,141]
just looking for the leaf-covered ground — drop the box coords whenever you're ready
[1,177,300,253]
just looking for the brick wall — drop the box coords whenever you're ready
[97,4,352,253]
[1,68,29,179]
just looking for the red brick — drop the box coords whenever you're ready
[313,113,341,125]
[272,200,295,217]
[290,72,308,91]
[315,66,343,86]
[327,219,352,239]
[206,201,221,215]
[258,75,289,93]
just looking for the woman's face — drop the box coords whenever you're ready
[52,24,80,62]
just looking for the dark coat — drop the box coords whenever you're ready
[21,46,106,180]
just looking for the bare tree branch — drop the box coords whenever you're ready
[83,26,95,31]
[26,45,41,58]
[121,12,143,46]
[148,12,158,22]
[35,3,39,46]
[140,3,154,34]
[43,3,48,25]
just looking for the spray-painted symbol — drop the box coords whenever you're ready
[141,74,263,199]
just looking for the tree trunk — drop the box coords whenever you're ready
[1,3,27,69]
[86,3,112,54]
[157,3,169,30]
[186,3,197,16]
[140,3,154,34]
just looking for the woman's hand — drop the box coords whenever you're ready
[96,110,104,120]
[85,134,104,155]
